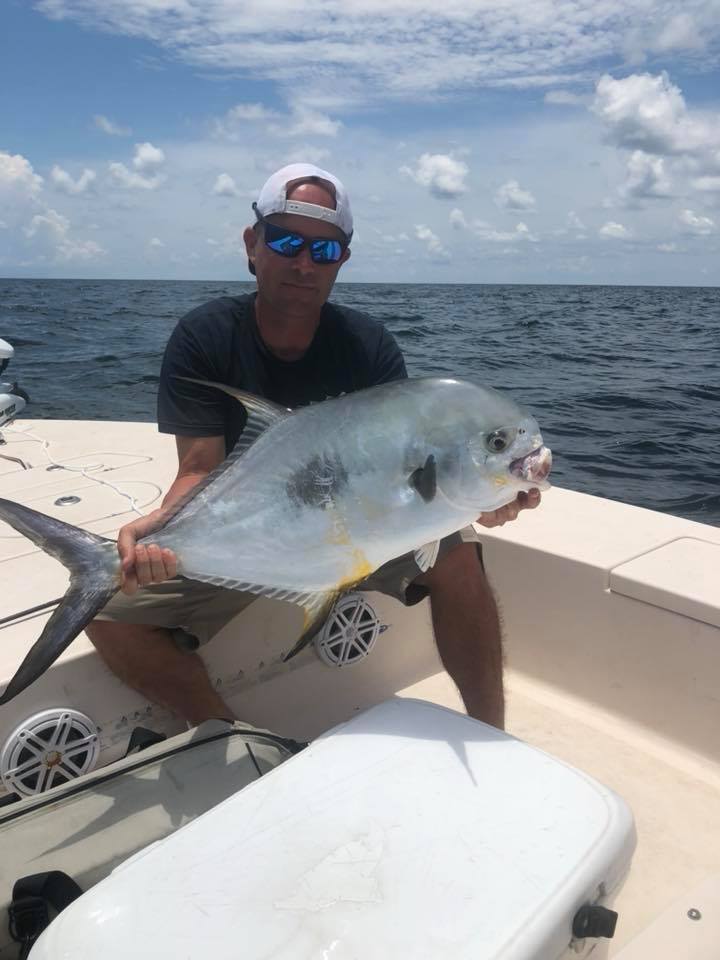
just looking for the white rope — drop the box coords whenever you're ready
[2,422,162,518]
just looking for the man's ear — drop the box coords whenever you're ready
[243,226,258,269]
[340,246,351,266]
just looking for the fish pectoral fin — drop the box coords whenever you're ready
[282,590,338,662]
[409,454,437,503]
[414,539,440,573]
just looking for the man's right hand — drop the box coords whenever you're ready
[117,434,225,595]
[117,510,177,595]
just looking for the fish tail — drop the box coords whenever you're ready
[0,497,120,705]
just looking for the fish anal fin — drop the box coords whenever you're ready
[283,591,338,662]
[414,539,440,573]
[183,570,336,663]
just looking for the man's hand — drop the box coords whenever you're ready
[117,510,177,595]
[476,488,542,528]
[117,435,224,595]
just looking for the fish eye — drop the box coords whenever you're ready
[485,428,514,454]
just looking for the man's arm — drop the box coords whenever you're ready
[117,435,225,594]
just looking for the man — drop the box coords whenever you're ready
[86,163,540,730]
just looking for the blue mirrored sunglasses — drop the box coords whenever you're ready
[253,206,347,265]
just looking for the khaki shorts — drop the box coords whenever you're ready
[96,526,482,649]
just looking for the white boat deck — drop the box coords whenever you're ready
[1,417,720,956]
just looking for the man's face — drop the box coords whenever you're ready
[244,181,350,318]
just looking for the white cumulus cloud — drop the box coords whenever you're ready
[401,154,468,199]
[414,224,449,259]
[213,173,239,197]
[679,209,715,234]
[495,179,536,211]
[109,142,166,190]
[94,114,132,136]
[50,165,96,195]
[109,163,163,190]
[593,72,720,160]
[133,142,165,172]
[621,151,671,200]
[599,221,630,238]
[149,237,164,247]
[0,151,43,200]
[477,221,538,243]
[286,104,341,138]
[25,208,106,261]
[215,102,340,140]
[448,208,537,242]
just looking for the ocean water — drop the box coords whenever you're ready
[1,278,718,526]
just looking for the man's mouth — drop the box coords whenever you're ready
[509,446,552,483]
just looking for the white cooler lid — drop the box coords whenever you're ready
[31,699,636,960]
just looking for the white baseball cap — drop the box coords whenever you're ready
[253,163,353,239]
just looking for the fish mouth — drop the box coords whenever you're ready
[509,445,552,484]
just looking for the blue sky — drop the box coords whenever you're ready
[2,0,719,284]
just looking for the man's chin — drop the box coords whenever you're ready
[278,287,324,313]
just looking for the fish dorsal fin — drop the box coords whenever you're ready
[409,454,437,503]
[146,381,292,536]
[414,539,440,573]
[178,378,292,454]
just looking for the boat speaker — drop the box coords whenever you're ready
[1,708,100,798]
[314,593,385,667]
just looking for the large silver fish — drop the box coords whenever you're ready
[0,377,551,704]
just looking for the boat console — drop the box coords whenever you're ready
[0,338,29,430]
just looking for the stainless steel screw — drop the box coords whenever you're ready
[687,909,702,921]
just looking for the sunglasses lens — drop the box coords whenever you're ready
[311,239,343,263]
[266,229,304,257]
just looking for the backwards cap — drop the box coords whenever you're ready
[254,163,353,239]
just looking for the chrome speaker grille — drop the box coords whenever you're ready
[1,708,100,797]
[315,593,384,667]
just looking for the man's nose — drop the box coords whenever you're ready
[292,247,316,274]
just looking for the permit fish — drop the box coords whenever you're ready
[0,376,551,704]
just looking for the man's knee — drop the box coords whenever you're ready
[86,618,152,651]
[86,619,172,683]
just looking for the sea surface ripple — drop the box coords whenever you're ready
[1,278,718,526]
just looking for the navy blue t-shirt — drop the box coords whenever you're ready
[157,294,408,454]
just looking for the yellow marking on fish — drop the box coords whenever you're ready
[337,549,374,591]
[493,475,508,487]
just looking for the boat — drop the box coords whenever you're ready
[0,336,719,957]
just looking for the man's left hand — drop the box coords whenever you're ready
[476,489,542,528]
